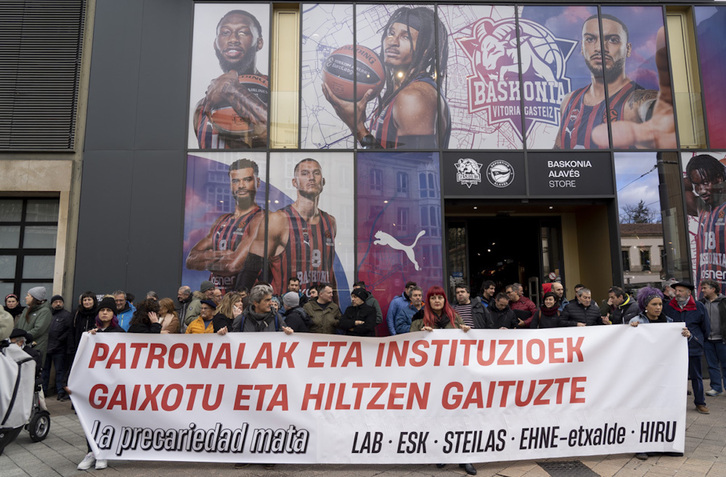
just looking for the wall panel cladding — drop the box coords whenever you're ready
[0,0,85,150]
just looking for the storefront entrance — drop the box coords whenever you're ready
[445,201,614,304]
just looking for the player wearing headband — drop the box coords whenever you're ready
[323,6,450,149]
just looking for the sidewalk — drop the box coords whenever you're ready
[2,383,725,477]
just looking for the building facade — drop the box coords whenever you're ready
[2,0,725,315]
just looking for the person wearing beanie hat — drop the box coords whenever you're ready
[200,280,215,294]
[28,286,47,302]
[90,297,124,333]
[339,288,376,336]
[44,294,73,400]
[16,287,52,362]
[282,292,310,332]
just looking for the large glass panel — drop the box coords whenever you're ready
[438,4,522,149]
[0,256,17,279]
[517,6,595,149]
[353,4,444,149]
[681,152,726,293]
[0,199,22,221]
[614,152,665,287]
[22,256,55,279]
[300,3,355,148]
[23,226,57,249]
[357,151,443,326]
[25,199,59,222]
[601,6,676,149]
[270,6,300,148]
[182,152,268,295]
[188,4,270,149]
[695,7,726,149]
[0,226,20,248]
[264,152,355,308]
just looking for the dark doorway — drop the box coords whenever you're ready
[447,215,563,301]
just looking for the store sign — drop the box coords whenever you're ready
[528,152,614,196]
[444,152,526,197]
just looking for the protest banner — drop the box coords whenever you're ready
[68,325,687,463]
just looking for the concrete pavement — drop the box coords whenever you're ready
[2,381,725,477]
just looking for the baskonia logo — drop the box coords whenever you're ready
[487,160,514,188]
[457,16,576,141]
[454,158,483,188]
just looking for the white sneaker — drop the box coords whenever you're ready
[706,389,723,396]
[95,459,108,470]
[77,452,95,470]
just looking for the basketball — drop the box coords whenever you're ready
[322,45,385,102]
[209,74,269,134]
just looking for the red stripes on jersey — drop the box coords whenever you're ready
[269,205,335,295]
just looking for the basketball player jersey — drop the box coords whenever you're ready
[269,205,336,296]
[559,80,644,149]
[209,206,262,292]
[370,76,450,149]
[696,202,726,294]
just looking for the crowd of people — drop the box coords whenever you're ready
[1,275,723,471]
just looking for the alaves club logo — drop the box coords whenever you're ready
[457,16,576,142]
[487,160,514,188]
[454,158,483,188]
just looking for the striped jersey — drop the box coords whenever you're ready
[370,76,450,149]
[209,206,262,293]
[269,205,336,297]
[696,202,726,294]
[559,80,644,150]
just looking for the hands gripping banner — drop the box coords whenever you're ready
[69,326,687,463]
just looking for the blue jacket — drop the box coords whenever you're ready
[664,296,711,356]
[386,293,409,335]
[394,302,423,334]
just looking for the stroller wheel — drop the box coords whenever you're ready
[28,411,50,442]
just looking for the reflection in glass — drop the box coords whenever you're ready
[0,256,17,279]
[22,256,55,279]
[23,226,58,249]
[0,200,23,221]
[0,226,20,248]
[26,200,59,222]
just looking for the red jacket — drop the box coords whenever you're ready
[511,296,537,326]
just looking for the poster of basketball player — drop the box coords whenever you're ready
[682,152,726,295]
[300,3,355,149]
[695,6,726,149]
[238,152,354,308]
[614,153,664,284]
[304,4,448,150]
[182,152,267,294]
[552,6,675,150]
[188,4,270,150]
[356,151,443,323]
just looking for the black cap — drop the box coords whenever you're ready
[200,299,217,309]
[351,288,369,301]
[672,281,695,291]
[9,328,32,341]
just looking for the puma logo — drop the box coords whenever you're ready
[373,230,426,271]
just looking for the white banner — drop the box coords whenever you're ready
[68,325,687,463]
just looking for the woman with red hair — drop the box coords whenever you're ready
[410,286,471,332]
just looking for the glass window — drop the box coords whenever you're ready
[23,226,57,249]
[640,248,651,272]
[25,200,59,222]
[370,169,383,192]
[0,226,20,248]
[22,256,55,279]
[622,249,631,271]
[0,198,57,297]
[397,172,408,195]
[0,256,17,279]
[0,200,22,221]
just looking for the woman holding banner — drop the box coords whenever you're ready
[410,286,470,333]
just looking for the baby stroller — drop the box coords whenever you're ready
[0,339,37,454]
[25,376,50,442]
